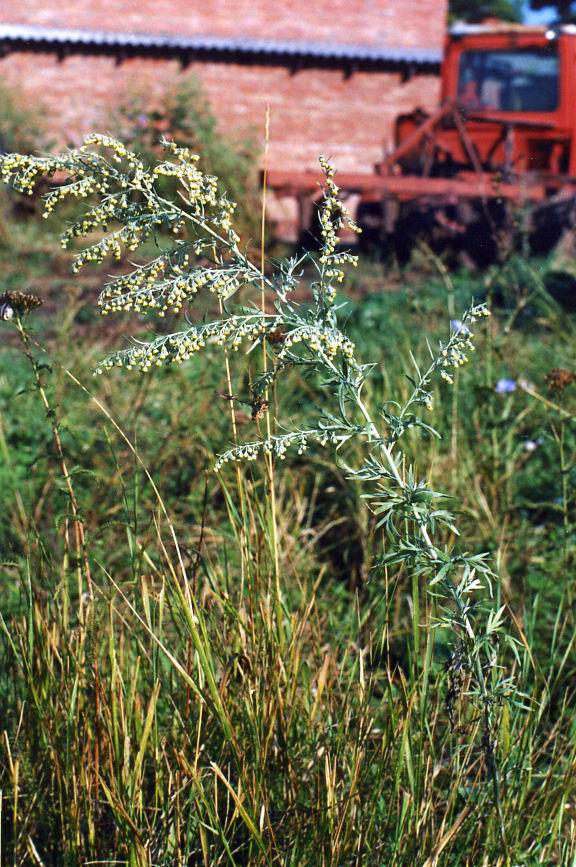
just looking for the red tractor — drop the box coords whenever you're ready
[268,22,576,264]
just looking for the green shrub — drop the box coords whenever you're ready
[0,84,47,156]
[114,78,261,242]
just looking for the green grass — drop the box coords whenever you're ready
[1,230,576,865]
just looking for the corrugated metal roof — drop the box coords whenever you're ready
[449,22,547,36]
[0,23,442,70]
[450,21,576,39]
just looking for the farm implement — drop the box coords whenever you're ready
[268,22,576,264]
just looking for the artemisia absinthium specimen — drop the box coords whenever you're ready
[1,137,513,839]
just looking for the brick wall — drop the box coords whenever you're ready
[0,54,440,171]
[0,0,446,51]
[0,1,447,233]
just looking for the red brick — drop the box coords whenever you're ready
[0,1,447,231]
[0,0,447,51]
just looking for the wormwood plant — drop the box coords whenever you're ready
[1,137,514,845]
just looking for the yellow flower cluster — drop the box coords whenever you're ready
[71,218,160,272]
[317,155,361,262]
[1,135,147,206]
[58,193,128,242]
[81,134,145,172]
[94,314,274,374]
[277,324,356,362]
[42,176,109,218]
[321,251,359,286]
[99,260,250,316]
[439,305,490,385]
[305,157,361,304]
[154,140,239,240]
[1,152,65,195]
[99,256,169,313]
[2,137,245,312]
[154,159,216,204]
[215,431,310,471]
[214,427,344,472]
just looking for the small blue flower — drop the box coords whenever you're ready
[450,319,470,335]
[495,378,516,394]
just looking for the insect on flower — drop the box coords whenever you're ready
[266,327,286,345]
[218,391,269,422]
[250,398,269,422]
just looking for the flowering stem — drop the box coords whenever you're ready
[353,390,508,858]
[319,333,507,853]
[0,141,511,855]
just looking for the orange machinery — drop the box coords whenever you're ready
[267,23,576,261]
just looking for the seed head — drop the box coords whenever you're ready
[546,368,575,393]
[0,291,43,316]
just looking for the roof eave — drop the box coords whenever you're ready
[0,23,442,73]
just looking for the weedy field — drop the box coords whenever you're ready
[0,139,575,867]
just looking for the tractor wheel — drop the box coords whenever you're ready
[530,196,576,258]
[392,204,438,265]
[542,223,576,309]
[460,214,501,269]
[456,199,515,269]
[356,200,395,260]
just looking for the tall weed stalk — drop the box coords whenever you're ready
[0,137,518,859]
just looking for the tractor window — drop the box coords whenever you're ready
[458,48,559,112]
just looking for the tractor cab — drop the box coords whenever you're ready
[392,22,576,180]
[455,39,558,114]
[447,23,560,115]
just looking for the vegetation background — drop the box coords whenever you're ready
[0,79,576,867]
